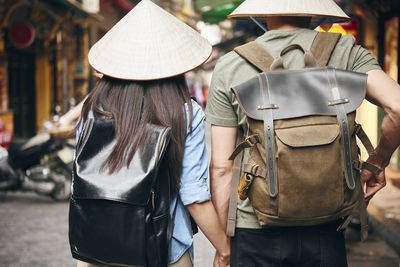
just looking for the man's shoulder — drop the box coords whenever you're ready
[215,49,245,70]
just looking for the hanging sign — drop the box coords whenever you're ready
[9,22,35,48]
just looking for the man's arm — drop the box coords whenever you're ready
[210,125,237,231]
[363,69,400,202]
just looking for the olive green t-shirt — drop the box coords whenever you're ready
[205,28,381,229]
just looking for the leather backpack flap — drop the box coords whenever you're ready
[231,68,367,121]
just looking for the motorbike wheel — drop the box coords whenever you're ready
[50,166,72,201]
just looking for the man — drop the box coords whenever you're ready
[205,0,400,266]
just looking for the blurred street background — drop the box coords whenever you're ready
[0,0,399,266]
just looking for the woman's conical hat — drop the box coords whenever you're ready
[88,0,212,80]
[228,0,350,29]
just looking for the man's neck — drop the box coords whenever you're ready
[269,24,302,31]
[266,16,311,31]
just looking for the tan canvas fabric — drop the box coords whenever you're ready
[245,113,361,226]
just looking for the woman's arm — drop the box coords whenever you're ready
[179,102,230,266]
[187,201,230,266]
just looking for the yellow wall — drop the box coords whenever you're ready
[35,52,52,132]
[358,101,378,160]
[357,17,379,161]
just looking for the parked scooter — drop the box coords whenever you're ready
[0,129,74,201]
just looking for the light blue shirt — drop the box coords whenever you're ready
[76,100,210,264]
[169,100,210,264]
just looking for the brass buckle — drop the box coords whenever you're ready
[328,98,349,106]
[250,164,260,176]
[245,135,260,147]
[257,104,279,110]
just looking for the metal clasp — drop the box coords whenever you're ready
[328,98,349,106]
[257,104,279,110]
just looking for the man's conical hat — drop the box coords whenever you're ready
[228,0,350,29]
[88,0,212,80]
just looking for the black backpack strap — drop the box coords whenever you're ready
[310,32,341,67]
[234,41,275,72]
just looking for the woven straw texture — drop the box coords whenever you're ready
[88,0,212,80]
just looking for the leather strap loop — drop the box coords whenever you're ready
[270,44,318,71]
[280,44,305,56]
[353,160,383,175]
[243,163,267,178]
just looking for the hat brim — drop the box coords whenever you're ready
[228,13,350,28]
[89,47,213,81]
[227,0,350,28]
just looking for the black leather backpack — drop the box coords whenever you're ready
[69,117,171,267]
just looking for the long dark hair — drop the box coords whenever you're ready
[78,75,193,193]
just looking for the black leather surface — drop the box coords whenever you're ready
[73,118,169,206]
[69,117,171,267]
[231,67,367,121]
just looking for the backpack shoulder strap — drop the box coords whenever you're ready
[226,128,244,237]
[310,32,341,67]
[234,41,275,72]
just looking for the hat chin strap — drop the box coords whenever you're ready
[250,16,269,32]
[250,16,332,31]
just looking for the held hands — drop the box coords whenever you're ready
[213,251,230,267]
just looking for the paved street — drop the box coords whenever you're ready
[0,191,215,267]
[1,190,399,267]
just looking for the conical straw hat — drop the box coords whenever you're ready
[228,0,350,29]
[88,0,212,80]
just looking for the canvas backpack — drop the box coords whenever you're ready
[69,117,171,267]
[226,32,382,240]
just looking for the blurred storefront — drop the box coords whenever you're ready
[0,0,135,140]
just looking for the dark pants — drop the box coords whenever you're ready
[231,221,347,267]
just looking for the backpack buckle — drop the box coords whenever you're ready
[245,135,261,147]
[251,164,259,175]
[328,98,349,106]
[257,104,279,110]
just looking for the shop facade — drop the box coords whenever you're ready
[0,0,131,141]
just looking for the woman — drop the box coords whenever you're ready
[74,1,230,267]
